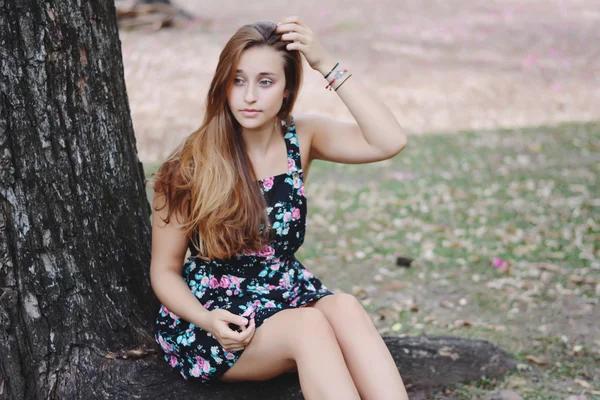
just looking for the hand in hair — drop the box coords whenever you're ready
[275,16,334,73]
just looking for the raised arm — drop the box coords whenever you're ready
[276,16,408,165]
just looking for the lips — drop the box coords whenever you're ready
[241,110,261,118]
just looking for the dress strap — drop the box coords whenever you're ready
[283,116,302,173]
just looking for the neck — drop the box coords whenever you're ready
[240,118,280,156]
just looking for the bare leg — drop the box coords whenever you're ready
[307,294,409,400]
[220,307,360,400]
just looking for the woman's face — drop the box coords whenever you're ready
[228,46,288,130]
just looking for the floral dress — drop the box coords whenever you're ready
[154,116,335,384]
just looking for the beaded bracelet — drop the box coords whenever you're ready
[325,68,349,91]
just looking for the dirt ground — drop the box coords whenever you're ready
[119,0,600,163]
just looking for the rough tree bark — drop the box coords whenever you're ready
[0,1,157,399]
[0,1,517,399]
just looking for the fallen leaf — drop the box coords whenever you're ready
[449,319,472,329]
[382,281,405,291]
[376,308,399,321]
[525,355,548,365]
[391,322,403,332]
[574,378,591,389]
[568,275,585,284]
[351,286,368,298]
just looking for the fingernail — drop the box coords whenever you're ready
[242,318,248,324]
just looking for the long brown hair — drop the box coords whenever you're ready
[150,21,303,260]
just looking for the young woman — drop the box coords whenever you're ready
[150,16,409,400]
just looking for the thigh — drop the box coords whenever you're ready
[219,307,321,382]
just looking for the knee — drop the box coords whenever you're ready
[294,307,334,337]
[327,293,372,324]
[296,307,330,327]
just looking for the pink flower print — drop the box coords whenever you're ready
[225,352,236,360]
[209,276,219,289]
[265,301,276,308]
[288,157,296,171]
[219,275,231,288]
[293,176,301,189]
[243,306,255,317]
[299,184,305,196]
[190,363,201,377]
[292,207,301,220]
[257,245,275,258]
[158,335,174,352]
[284,211,292,222]
[262,176,274,190]
[202,359,211,373]
[201,276,209,286]
[169,355,178,367]
[271,263,280,271]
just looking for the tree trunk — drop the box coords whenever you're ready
[0,1,157,398]
[0,2,517,399]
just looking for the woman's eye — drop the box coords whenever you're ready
[234,78,272,85]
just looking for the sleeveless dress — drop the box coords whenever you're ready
[154,116,335,384]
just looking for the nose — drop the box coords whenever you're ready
[244,82,257,104]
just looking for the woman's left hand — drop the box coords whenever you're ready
[276,16,334,73]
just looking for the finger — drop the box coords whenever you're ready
[220,327,243,341]
[225,315,248,330]
[238,319,256,341]
[277,24,309,37]
[285,42,307,52]
[281,32,308,45]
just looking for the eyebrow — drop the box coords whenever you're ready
[236,69,278,77]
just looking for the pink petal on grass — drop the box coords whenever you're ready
[492,258,509,271]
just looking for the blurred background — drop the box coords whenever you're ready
[117,1,600,398]
[117,0,599,162]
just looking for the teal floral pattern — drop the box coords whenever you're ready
[154,117,334,384]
